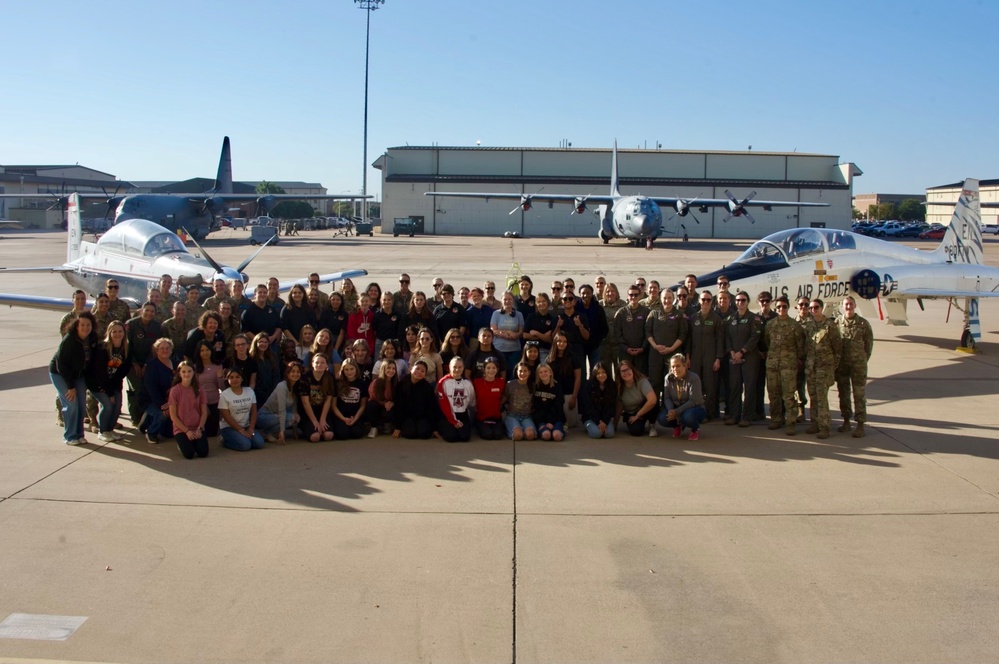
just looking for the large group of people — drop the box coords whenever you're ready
[48,269,875,457]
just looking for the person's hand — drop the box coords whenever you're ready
[384,401,394,411]
[597,421,607,434]
[455,420,463,428]
[568,395,577,409]
[628,414,640,424]
[668,409,677,421]
[65,388,77,402]
[712,359,721,372]
[391,429,401,439]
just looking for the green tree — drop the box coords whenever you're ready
[852,207,863,220]
[868,204,879,221]
[897,199,925,222]
[876,202,896,221]
[255,181,286,195]
[270,200,315,219]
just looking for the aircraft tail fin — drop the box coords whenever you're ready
[610,140,621,197]
[67,193,82,263]
[933,178,983,265]
[214,136,234,194]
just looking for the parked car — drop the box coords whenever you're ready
[980,224,999,236]
[919,226,946,240]
[393,218,416,237]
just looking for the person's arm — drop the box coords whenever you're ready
[249,371,257,390]
[247,403,258,436]
[354,396,368,425]
[318,396,333,431]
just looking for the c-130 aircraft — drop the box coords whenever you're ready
[0,137,370,241]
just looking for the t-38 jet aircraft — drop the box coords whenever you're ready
[424,142,830,247]
[0,137,371,241]
[686,178,998,347]
[0,194,367,312]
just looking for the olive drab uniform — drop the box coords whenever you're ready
[645,308,689,399]
[107,299,132,324]
[763,317,805,431]
[804,317,842,436]
[613,303,650,374]
[724,311,762,423]
[688,309,725,419]
[836,313,874,428]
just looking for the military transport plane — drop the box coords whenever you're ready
[688,178,999,347]
[424,142,829,247]
[0,137,371,241]
[0,194,366,312]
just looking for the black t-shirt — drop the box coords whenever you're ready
[463,347,508,379]
[336,378,366,418]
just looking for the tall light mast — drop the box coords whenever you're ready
[355,0,384,226]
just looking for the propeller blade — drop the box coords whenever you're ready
[742,191,758,204]
[234,232,277,273]
[508,204,521,216]
[723,189,738,205]
[182,227,226,275]
[743,210,757,224]
[689,211,701,224]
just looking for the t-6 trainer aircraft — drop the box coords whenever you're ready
[424,142,829,247]
[0,137,371,241]
[0,194,366,312]
[687,178,998,348]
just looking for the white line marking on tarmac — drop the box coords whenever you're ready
[0,613,87,641]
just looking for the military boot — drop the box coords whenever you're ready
[805,423,820,434]
[852,423,866,438]
[837,419,851,433]
[817,429,830,440]
[768,419,784,430]
[785,422,796,436]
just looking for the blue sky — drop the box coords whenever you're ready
[2,0,996,197]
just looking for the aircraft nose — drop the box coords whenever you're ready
[636,215,656,237]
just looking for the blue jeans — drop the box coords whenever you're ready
[51,372,87,443]
[92,390,122,433]
[584,419,616,438]
[255,410,284,436]
[503,414,536,439]
[658,406,707,432]
[144,404,172,438]
[503,350,522,373]
[220,427,266,451]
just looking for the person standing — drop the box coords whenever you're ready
[645,289,688,400]
[614,286,650,375]
[241,284,282,345]
[578,284,608,375]
[124,302,162,426]
[835,296,874,438]
[104,279,132,323]
[755,291,778,422]
[491,291,525,371]
[724,291,762,427]
[392,273,413,316]
[50,313,96,445]
[804,299,842,439]
[433,284,467,342]
[794,297,812,420]
[688,289,724,421]
[763,297,805,435]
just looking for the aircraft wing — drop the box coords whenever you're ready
[892,289,999,298]
[0,266,75,274]
[425,192,617,207]
[277,268,369,293]
[0,292,82,312]
[218,194,373,201]
[649,196,829,209]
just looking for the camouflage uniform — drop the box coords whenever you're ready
[804,317,842,436]
[203,294,233,312]
[161,317,193,361]
[645,307,689,398]
[92,310,114,340]
[724,310,762,423]
[794,311,811,416]
[688,308,725,419]
[221,315,243,352]
[763,317,805,431]
[836,313,874,426]
[107,298,132,324]
[184,302,206,331]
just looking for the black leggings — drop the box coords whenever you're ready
[398,417,435,439]
[174,433,209,459]
[439,412,472,443]
[476,419,505,440]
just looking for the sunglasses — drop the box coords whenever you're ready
[485,286,495,290]
[107,285,120,290]
[736,298,749,303]
[677,294,688,299]
[809,305,822,310]
[552,286,562,291]
[798,303,809,308]
[309,280,319,284]
[627,293,640,298]
[759,300,771,304]
[700,297,712,302]
[718,282,730,287]
[399,279,410,284]
[562,296,574,302]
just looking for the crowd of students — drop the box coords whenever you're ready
[48,268,873,456]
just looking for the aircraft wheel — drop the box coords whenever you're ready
[961,329,977,350]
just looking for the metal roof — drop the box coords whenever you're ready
[387,174,847,189]
[387,145,837,158]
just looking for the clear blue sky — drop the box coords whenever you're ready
[2,0,996,197]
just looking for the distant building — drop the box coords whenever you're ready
[0,164,129,227]
[376,145,861,239]
[852,193,925,219]
[926,179,999,226]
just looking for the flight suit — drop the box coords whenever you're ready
[836,313,874,428]
[613,304,650,375]
[804,317,842,437]
[688,309,725,419]
[724,311,762,424]
[645,308,688,398]
[763,317,805,431]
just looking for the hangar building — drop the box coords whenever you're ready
[925,179,999,226]
[375,146,860,240]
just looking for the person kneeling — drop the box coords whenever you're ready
[657,353,706,442]
[437,357,475,443]
[219,368,266,451]
[533,364,566,441]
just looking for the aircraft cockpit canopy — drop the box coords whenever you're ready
[97,219,188,258]
[734,228,858,268]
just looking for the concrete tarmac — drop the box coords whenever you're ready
[1,228,998,663]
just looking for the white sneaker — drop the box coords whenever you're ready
[265,434,278,443]
[98,432,117,443]
[367,426,378,439]
[65,438,81,446]
[75,437,89,445]
[648,427,659,438]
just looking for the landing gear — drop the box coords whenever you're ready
[645,237,654,250]
[960,328,977,351]
[600,230,611,245]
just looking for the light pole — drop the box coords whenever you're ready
[356,0,384,227]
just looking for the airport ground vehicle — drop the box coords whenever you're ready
[355,221,374,236]
[250,224,278,245]
[393,218,416,237]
